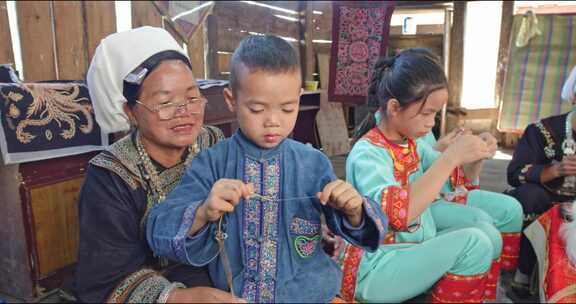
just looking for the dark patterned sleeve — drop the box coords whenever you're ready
[507,123,550,187]
[74,165,178,303]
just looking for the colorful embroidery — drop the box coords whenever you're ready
[290,217,320,236]
[430,272,488,303]
[501,232,521,271]
[362,128,420,185]
[242,156,281,303]
[294,235,321,258]
[340,245,364,302]
[382,186,410,231]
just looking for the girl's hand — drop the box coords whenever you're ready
[444,134,492,166]
[478,132,498,158]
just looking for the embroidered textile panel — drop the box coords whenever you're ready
[328,1,395,104]
[0,81,108,164]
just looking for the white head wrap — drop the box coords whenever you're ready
[562,66,576,103]
[87,26,189,133]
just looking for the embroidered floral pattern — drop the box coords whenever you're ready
[290,217,320,236]
[242,156,281,303]
[331,3,391,101]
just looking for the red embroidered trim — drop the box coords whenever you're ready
[382,186,410,231]
[340,245,364,302]
[484,259,501,301]
[362,128,420,185]
[501,232,521,271]
[430,272,487,303]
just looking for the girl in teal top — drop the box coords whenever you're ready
[341,49,522,303]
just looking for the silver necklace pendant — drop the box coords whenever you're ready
[562,111,576,191]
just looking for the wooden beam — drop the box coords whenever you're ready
[495,1,514,111]
[53,1,88,80]
[187,22,206,79]
[206,13,219,79]
[83,1,116,61]
[16,1,57,81]
[131,0,162,28]
[448,1,465,109]
[0,1,14,65]
[299,2,316,83]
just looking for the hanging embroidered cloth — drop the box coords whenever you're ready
[328,1,395,104]
[0,81,108,164]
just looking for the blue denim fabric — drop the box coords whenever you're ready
[147,130,388,302]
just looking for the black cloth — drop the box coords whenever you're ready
[506,113,576,276]
[73,164,212,303]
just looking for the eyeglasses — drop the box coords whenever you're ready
[135,96,207,120]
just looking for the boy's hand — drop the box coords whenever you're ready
[317,180,364,227]
[199,179,253,222]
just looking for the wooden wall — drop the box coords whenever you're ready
[207,1,302,79]
[0,1,207,82]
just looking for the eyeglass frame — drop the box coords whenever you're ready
[134,96,207,120]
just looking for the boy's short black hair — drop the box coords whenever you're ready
[229,35,300,93]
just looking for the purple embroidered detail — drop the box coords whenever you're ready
[241,156,281,303]
[290,217,321,236]
[173,201,201,262]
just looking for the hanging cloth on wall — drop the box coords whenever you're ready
[328,1,395,104]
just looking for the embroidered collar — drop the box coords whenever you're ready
[362,127,420,185]
[233,129,285,160]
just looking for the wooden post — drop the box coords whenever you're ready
[206,13,219,79]
[53,1,88,80]
[447,1,466,131]
[16,1,57,81]
[495,1,514,110]
[0,1,14,65]
[298,2,316,83]
[83,1,116,61]
[188,23,206,79]
[440,6,452,136]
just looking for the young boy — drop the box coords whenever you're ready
[146,35,387,303]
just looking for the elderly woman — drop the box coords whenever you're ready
[506,66,576,299]
[74,27,239,303]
